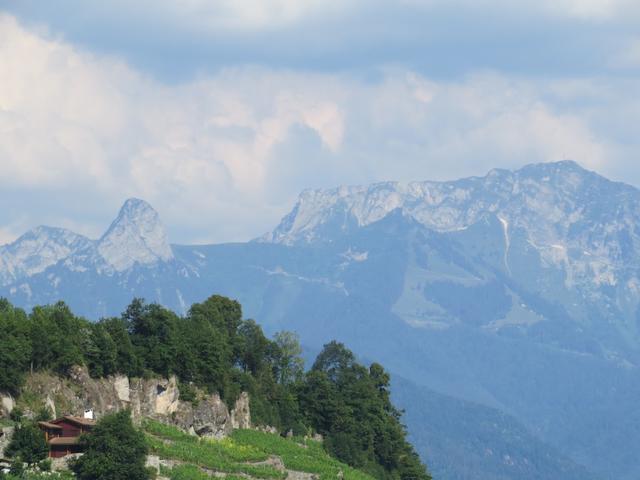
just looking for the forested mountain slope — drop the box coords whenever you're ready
[0,297,429,480]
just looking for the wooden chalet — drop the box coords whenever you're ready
[38,416,96,458]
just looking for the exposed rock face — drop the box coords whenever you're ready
[97,198,174,272]
[19,366,250,438]
[0,198,174,289]
[172,390,230,439]
[231,392,251,429]
[51,453,82,471]
[0,427,14,459]
[145,455,160,475]
[0,394,14,416]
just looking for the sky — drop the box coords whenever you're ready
[1,0,640,245]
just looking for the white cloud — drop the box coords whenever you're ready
[541,0,635,19]
[96,0,354,31]
[0,228,19,246]
[0,14,632,244]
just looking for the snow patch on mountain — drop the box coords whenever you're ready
[341,248,369,262]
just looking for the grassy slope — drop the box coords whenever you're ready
[143,419,374,480]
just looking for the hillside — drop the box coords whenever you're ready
[145,420,374,480]
[2,413,378,480]
[0,296,429,480]
[390,377,598,480]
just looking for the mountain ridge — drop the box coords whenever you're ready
[261,160,638,247]
[2,160,640,479]
[0,198,173,285]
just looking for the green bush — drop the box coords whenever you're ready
[72,410,149,480]
[37,458,51,472]
[6,422,48,465]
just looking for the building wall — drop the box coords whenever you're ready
[52,420,83,437]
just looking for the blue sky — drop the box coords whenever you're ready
[1,1,639,244]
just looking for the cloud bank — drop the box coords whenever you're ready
[0,12,637,244]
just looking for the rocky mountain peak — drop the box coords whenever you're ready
[261,161,640,249]
[97,198,173,272]
[0,226,91,284]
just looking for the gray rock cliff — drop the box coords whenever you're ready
[12,366,250,439]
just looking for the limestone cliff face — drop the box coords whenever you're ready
[0,426,14,459]
[8,366,250,439]
[0,395,14,418]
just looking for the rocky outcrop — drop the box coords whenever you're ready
[0,394,14,417]
[51,453,82,471]
[0,427,14,459]
[231,392,251,429]
[16,366,250,438]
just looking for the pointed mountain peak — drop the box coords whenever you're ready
[98,198,173,271]
[114,197,157,222]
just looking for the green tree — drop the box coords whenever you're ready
[303,341,431,480]
[6,422,48,465]
[35,406,53,422]
[101,317,142,376]
[237,320,270,375]
[312,340,357,382]
[272,331,305,385]
[0,299,31,394]
[188,295,242,366]
[125,300,179,377]
[71,410,150,480]
[29,302,85,374]
[83,323,118,378]
[175,315,227,395]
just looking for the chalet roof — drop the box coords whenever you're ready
[38,421,63,430]
[48,436,80,446]
[52,416,96,427]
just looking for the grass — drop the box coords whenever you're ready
[144,419,374,480]
[143,420,283,479]
[232,430,374,480]
[161,464,246,480]
[14,388,44,413]
[0,417,14,427]
[0,473,74,480]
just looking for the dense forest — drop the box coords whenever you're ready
[0,296,430,480]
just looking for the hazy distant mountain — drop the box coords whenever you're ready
[262,160,640,360]
[0,198,172,282]
[3,161,640,479]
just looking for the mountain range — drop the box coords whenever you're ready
[2,160,640,480]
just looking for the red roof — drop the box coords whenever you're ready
[38,421,63,430]
[53,416,96,427]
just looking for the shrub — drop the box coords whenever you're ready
[71,410,149,480]
[6,422,48,465]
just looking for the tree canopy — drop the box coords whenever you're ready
[0,296,430,480]
[71,410,149,480]
[5,421,48,466]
